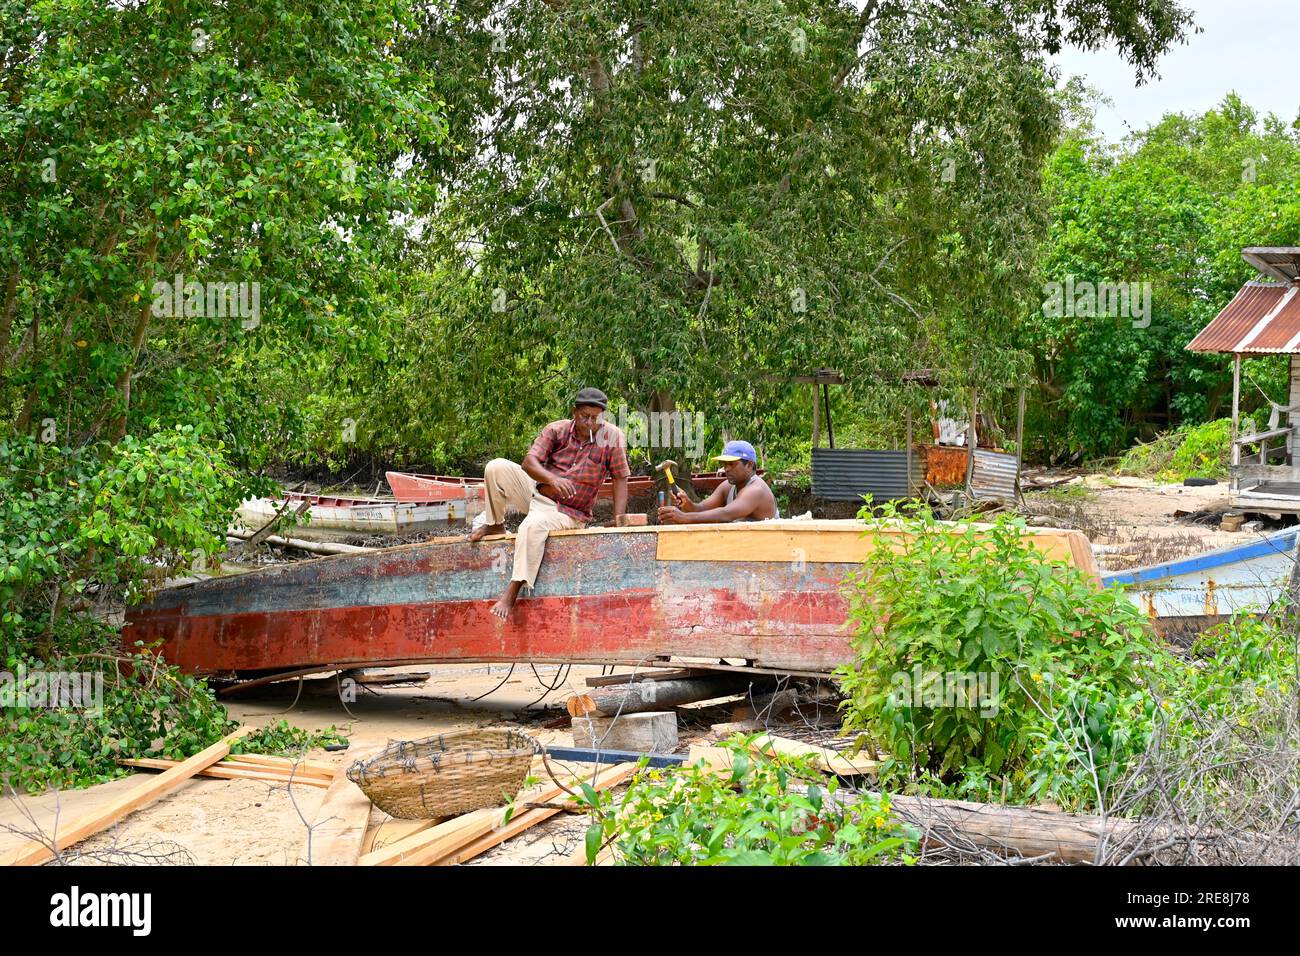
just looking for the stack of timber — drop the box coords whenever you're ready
[355,762,637,866]
[120,752,336,788]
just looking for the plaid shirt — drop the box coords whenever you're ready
[528,419,631,521]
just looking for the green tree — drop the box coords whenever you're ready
[322,0,1193,468]
[1024,92,1300,459]
[0,0,446,653]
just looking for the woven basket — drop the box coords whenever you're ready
[346,729,540,819]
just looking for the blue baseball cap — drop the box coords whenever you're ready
[713,440,757,463]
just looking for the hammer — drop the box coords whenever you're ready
[654,459,680,505]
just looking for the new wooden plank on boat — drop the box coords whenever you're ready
[653,522,1089,570]
[1,726,254,867]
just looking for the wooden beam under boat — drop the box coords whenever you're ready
[124,520,1098,678]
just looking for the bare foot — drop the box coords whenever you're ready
[490,580,524,620]
[469,522,504,543]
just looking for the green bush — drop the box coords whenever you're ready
[0,631,235,794]
[0,428,271,658]
[836,503,1162,802]
[1115,417,1242,482]
[230,720,348,757]
[578,737,917,866]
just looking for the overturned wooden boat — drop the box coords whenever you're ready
[384,469,759,504]
[1102,527,1298,621]
[126,520,1096,679]
[236,490,474,539]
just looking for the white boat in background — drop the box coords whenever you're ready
[1102,527,1299,620]
[236,489,475,539]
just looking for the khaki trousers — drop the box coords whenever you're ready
[483,458,583,588]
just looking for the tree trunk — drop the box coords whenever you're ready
[567,675,762,717]
[851,792,1230,865]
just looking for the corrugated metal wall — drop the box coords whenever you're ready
[811,449,917,502]
[970,449,1018,501]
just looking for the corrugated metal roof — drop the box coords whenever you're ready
[811,449,916,502]
[1187,281,1300,354]
[1243,247,1300,283]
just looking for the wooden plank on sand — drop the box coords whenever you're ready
[1,726,255,867]
[305,769,374,866]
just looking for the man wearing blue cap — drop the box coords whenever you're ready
[656,440,779,524]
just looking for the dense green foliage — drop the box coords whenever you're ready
[837,502,1161,798]
[1,633,235,794]
[1115,417,1239,481]
[1024,93,1300,459]
[578,737,916,865]
[839,505,1300,813]
[1,0,445,662]
[229,720,348,758]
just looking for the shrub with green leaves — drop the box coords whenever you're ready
[230,719,348,757]
[1115,417,1241,482]
[1,631,235,795]
[836,502,1163,801]
[579,738,916,866]
[0,428,268,658]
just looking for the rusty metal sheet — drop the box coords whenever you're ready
[920,444,970,487]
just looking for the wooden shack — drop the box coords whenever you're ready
[1187,247,1300,514]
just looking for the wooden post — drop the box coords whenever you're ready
[905,406,914,495]
[811,382,820,449]
[823,383,835,449]
[964,387,978,498]
[1284,356,1294,468]
[1231,353,1241,469]
[1015,385,1026,500]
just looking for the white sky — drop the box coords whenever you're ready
[1052,0,1300,142]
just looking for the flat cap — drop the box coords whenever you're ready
[572,386,609,409]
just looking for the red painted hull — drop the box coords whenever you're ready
[123,521,1097,679]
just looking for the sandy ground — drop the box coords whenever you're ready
[0,663,729,866]
[1019,475,1278,571]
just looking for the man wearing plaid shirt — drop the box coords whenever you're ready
[470,387,630,619]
